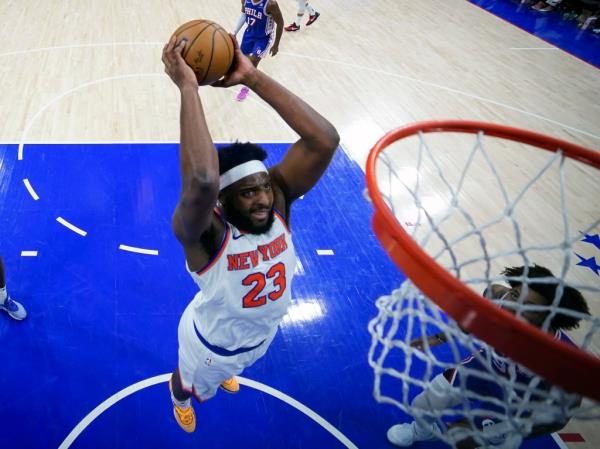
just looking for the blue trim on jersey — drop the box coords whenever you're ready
[193,321,265,356]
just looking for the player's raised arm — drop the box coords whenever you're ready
[162,36,220,244]
[267,1,284,56]
[257,70,339,202]
[213,37,339,202]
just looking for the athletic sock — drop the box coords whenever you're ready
[296,0,306,25]
[171,391,192,409]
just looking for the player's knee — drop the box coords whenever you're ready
[249,55,261,67]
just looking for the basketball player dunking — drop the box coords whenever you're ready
[233,0,284,101]
[161,35,339,433]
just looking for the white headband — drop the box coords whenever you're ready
[219,160,268,190]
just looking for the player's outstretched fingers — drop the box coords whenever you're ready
[162,35,177,68]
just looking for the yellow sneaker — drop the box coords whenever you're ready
[220,377,240,394]
[169,379,196,433]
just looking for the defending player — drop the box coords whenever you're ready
[388,264,590,448]
[161,34,339,432]
[233,0,284,101]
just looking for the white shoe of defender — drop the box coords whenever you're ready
[0,296,27,320]
[387,421,438,447]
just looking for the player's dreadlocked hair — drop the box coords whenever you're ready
[501,264,590,331]
[217,142,268,175]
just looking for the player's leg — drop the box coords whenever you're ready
[239,31,255,57]
[305,2,320,26]
[236,34,259,101]
[170,303,203,433]
[285,0,306,31]
[387,373,463,446]
[170,368,192,402]
[236,36,271,101]
[169,367,196,433]
[0,256,27,320]
[0,256,5,295]
[220,329,277,392]
[170,366,196,433]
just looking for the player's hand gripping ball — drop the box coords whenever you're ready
[172,20,234,85]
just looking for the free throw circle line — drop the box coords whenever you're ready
[57,374,358,449]
[56,217,87,236]
[118,244,159,255]
[23,178,40,200]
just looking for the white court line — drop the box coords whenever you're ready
[17,73,165,161]
[15,72,289,161]
[510,47,558,51]
[317,249,335,256]
[280,51,600,141]
[57,374,358,449]
[56,217,87,236]
[0,42,163,58]
[20,251,38,257]
[0,140,296,145]
[3,41,593,148]
[241,377,357,448]
[22,178,39,200]
[118,244,159,256]
[550,433,570,449]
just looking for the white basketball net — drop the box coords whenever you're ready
[367,130,600,448]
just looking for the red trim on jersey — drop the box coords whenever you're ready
[273,208,290,233]
[444,368,457,385]
[196,223,231,276]
[176,366,204,403]
[177,369,195,395]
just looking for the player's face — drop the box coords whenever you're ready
[222,172,275,234]
[498,285,549,328]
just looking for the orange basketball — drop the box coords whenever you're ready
[172,20,234,86]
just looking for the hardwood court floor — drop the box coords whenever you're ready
[0,1,598,448]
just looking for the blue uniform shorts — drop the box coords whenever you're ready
[241,33,272,58]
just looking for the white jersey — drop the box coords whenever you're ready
[187,209,296,350]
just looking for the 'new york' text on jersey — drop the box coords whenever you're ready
[187,209,296,350]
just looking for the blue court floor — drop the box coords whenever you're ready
[0,143,563,448]
[469,0,600,68]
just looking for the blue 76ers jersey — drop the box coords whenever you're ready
[243,0,274,38]
[187,210,296,350]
